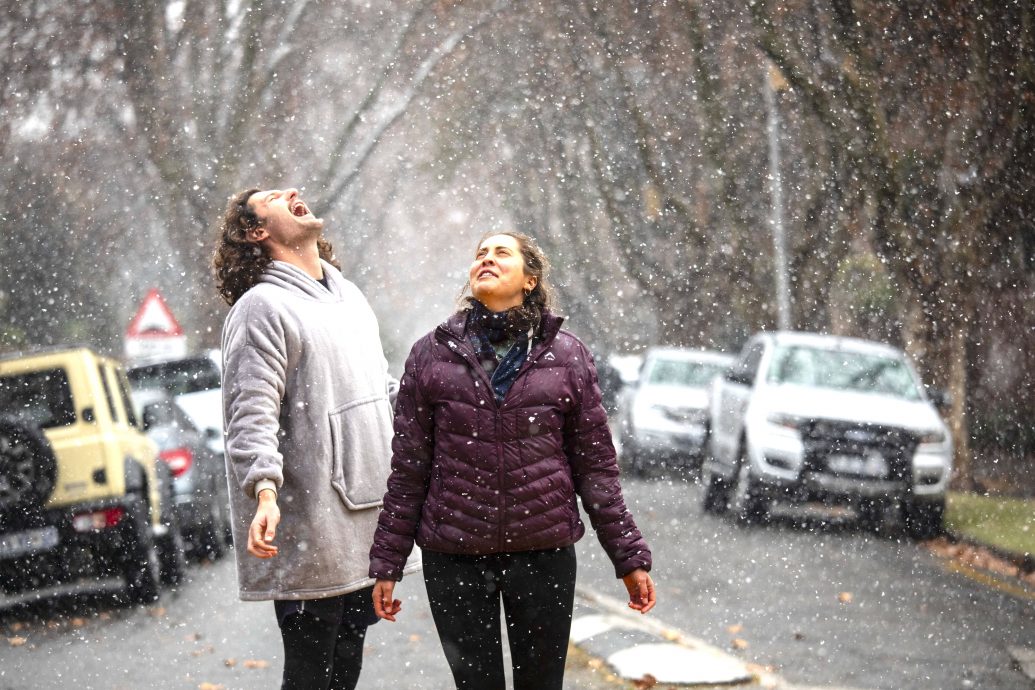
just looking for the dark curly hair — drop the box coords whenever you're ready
[460,230,555,329]
[213,188,340,306]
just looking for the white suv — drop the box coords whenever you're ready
[702,332,952,538]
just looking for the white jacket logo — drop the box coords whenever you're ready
[543,351,555,361]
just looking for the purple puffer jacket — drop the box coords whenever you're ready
[369,310,652,581]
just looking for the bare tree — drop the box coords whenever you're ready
[750,0,1035,486]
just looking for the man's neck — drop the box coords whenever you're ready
[270,242,324,280]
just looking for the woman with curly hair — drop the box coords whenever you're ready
[369,231,656,690]
[215,187,418,690]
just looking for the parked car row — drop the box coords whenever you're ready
[614,331,953,538]
[0,347,229,608]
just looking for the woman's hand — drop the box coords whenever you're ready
[373,579,403,621]
[622,568,656,614]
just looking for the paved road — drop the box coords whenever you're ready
[575,475,1035,690]
[0,554,618,690]
[3,476,1033,689]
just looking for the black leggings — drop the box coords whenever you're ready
[422,546,577,690]
[275,586,378,690]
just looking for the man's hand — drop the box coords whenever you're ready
[373,579,403,622]
[622,568,656,614]
[247,488,280,558]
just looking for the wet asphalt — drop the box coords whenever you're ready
[1,475,1033,689]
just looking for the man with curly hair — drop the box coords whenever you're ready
[214,188,419,690]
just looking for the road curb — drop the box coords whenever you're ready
[572,585,756,686]
[943,529,1035,574]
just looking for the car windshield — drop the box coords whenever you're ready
[127,358,220,395]
[766,345,921,400]
[0,368,77,428]
[646,358,727,387]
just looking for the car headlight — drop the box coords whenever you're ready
[766,413,803,431]
[918,429,948,444]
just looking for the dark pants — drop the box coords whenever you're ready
[422,546,577,690]
[274,586,378,690]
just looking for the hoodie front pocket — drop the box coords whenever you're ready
[328,395,393,510]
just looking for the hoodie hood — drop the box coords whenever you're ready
[257,259,346,302]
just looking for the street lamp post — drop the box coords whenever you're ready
[765,62,792,331]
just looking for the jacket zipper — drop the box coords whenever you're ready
[434,325,558,551]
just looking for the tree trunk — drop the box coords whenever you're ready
[946,302,975,491]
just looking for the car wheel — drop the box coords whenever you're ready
[729,447,768,525]
[121,497,162,604]
[620,433,644,478]
[701,466,730,515]
[198,479,230,560]
[156,506,187,586]
[0,418,56,514]
[902,497,945,540]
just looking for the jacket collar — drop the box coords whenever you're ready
[257,259,346,302]
[439,309,564,346]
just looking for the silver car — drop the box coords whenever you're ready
[702,331,952,538]
[617,348,734,476]
[132,389,232,560]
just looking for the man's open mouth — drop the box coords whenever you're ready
[477,270,497,279]
[291,200,308,217]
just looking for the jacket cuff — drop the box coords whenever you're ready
[614,555,652,579]
[368,559,404,582]
[254,479,278,500]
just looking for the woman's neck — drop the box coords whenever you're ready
[475,296,521,313]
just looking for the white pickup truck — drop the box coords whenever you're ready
[702,331,952,538]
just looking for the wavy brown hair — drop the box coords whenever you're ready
[213,188,339,306]
[460,230,555,330]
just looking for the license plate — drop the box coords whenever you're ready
[0,526,60,559]
[827,452,888,477]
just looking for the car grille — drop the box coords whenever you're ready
[799,420,917,481]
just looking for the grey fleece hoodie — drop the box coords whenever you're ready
[221,259,419,601]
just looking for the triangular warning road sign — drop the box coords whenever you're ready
[126,289,183,337]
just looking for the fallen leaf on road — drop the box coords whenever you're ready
[587,658,603,670]
[838,592,853,604]
[632,673,658,689]
[148,607,167,618]
[660,629,680,641]
[7,636,27,647]
[727,624,743,634]
[198,683,225,690]
[191,645,215,657]
[409,633,421,642]
[243,659,270,669]
[731,638,749,650]
[223,658,237,668]
[10,622,25,632]
[99,613,111,621]
[70,618,86,628]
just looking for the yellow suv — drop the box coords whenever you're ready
[0,347,184,604]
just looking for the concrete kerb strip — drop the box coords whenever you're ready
[1008,647,1035,681]
[572,585,759,686]
[571,587,880,690]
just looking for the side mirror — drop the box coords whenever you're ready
[725,368,752,387]
[81,407,95,423]
[204,427,221,441]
